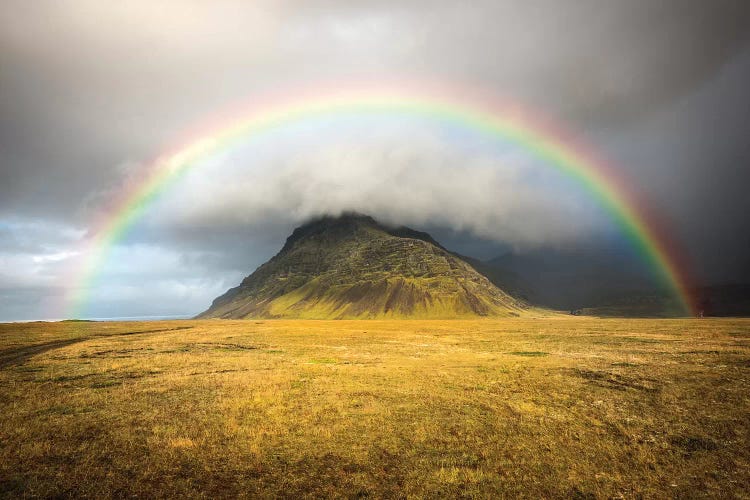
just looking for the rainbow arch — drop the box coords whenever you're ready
[66,81,697,317]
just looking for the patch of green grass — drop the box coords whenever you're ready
[90,380,120,389]
[308,357,339,364]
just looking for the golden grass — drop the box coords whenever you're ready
[1,318,749,498]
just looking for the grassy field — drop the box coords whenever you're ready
[1,318,749,498]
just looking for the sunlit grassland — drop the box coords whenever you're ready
[1,318,749,498]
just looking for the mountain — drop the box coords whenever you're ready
[198,213,532,319]
[693,283,750,317]
[478,249,750,317]
[479,247,661,311]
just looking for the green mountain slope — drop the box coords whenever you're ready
[198,213,532,319]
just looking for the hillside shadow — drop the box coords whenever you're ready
[0,326,194,369]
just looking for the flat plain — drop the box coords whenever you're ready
[1,318,749,498]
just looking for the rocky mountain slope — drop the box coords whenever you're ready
[198,213,531,319]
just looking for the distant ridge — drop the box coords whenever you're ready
[198,213,532,319]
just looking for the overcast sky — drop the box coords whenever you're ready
[1,0,749,320]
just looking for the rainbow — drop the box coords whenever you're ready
[66,81,697,317]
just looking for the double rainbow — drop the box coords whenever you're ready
[67,81,696,317]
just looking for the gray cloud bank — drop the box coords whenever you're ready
[0,0,749,319]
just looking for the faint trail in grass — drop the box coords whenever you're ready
[0,326,194,369]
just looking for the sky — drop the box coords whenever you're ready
[1,0,749,320]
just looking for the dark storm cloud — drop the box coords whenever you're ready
[607,49,750,284]
[2,0,749,220]
[292,0,750,123]
[0,0,749,319]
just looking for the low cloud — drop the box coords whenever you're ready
[146,126,605,250]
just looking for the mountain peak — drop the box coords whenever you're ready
[281,212,448,253]
[199,213,530,319]
[279,212,380,253]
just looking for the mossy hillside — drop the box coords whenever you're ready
[199,214,532,319]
